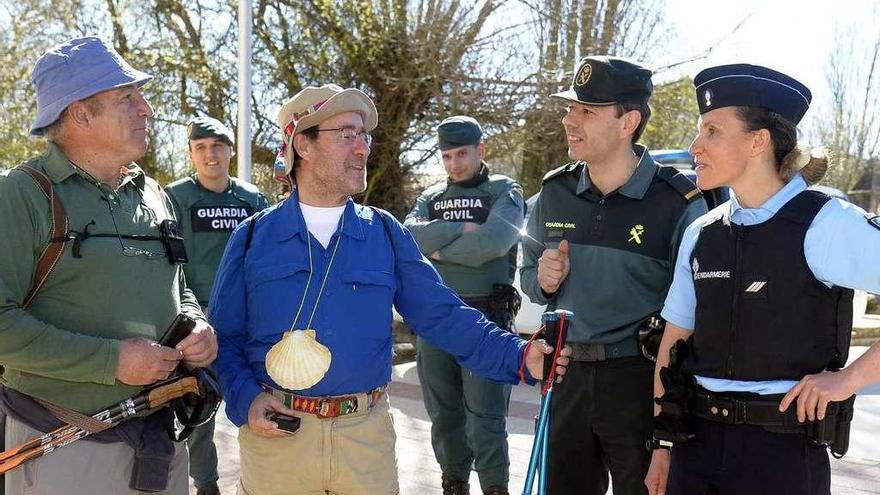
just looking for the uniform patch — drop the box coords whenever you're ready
[692,257,731,280]
[428,195,492,222]
[544,221,576,229]
[745,281,766,293]
[704,89,713,107]
[869,214,880,231]
[628,224,645,244]
[743,279,769,299]
[191,205,253,232]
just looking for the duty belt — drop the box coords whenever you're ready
[688,391,804,428]
[569,338,639,362]
[261,384,384,419]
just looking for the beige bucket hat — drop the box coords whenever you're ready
[276,84,378,174]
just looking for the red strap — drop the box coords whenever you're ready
[518,324,545,384]
[540,313,569,395]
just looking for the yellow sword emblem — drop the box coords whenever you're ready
[628,224,645,244]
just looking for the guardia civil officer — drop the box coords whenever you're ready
[165,116,268,495]
[645,64,880,495]
[404,116,525,495]
[520,56,708,495]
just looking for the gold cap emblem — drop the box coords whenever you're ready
[576,64,593,87]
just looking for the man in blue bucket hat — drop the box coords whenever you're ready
[0,37,216,494]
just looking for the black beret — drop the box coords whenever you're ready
[693,64,812,124]
[437,115,483,151]
[552,56,653,106]
[188,116,234,146]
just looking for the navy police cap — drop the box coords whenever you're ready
[694,64,812,124]
[188,116,235,146]
[552,55,653,106]
[437,115,483,151]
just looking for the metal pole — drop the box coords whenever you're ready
[237,0,253,182]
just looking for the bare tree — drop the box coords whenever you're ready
[516,0,670,195]
[815,29,880,205]
[251,0,527,215]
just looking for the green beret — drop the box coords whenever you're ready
[437,115,483,151]
[188,116,234,146]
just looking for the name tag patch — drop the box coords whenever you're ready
[191,205,253,232]
[428,195,492,223]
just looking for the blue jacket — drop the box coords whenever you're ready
[209,190,530,426]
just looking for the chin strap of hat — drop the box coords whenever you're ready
[167,367,222,442]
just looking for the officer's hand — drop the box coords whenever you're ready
[247,392,300,437]
[524,340,571,383]
[779,369,859,422]
[537,240,570,294]
[645,449,671,495]
[177,320,217,369]
[461,222,480,233]
[116,338,182,385]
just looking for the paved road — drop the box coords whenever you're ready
[199,353,880,494]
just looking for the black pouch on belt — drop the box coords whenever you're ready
[806,394,856,458]
[490,284,521,332]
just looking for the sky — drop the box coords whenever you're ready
[412,0,880,172]
[661,0,879,125]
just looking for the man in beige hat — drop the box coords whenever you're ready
[210,84,571,494]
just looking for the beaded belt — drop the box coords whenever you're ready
[261,384,385,419]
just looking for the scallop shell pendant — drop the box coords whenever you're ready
[265,329,332,390]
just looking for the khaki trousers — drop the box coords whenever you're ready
[4,414,189,494]
[237,394,399,495]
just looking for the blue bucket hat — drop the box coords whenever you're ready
[30,36,153,135]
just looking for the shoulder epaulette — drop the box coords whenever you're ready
[541,162,581,184]
[656,165,702,203]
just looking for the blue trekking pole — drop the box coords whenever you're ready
[522,310,572,495]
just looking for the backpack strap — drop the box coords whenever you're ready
[369,206,397,268]
[12,166,69,309]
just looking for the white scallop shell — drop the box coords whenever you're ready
[265,329,332,390]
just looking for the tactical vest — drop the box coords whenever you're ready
[166,176,268,306]
[424,168,522,293]
[684,190,853,381]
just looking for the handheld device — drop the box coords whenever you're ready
[160,219,188,265]
[268,413,301,433]
[158,313,197,348]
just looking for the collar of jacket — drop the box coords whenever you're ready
[448,162,490,188]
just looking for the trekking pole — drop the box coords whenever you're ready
[0,375,200,474]
[0,395,148,464]
[522,310,571,495]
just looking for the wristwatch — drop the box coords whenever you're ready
[646,438,673,451]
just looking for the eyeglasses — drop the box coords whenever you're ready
[315,127,372,146]
[69,160,167,260]
[103,198,166,259]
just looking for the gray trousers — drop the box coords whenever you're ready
[5,414,189,495]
